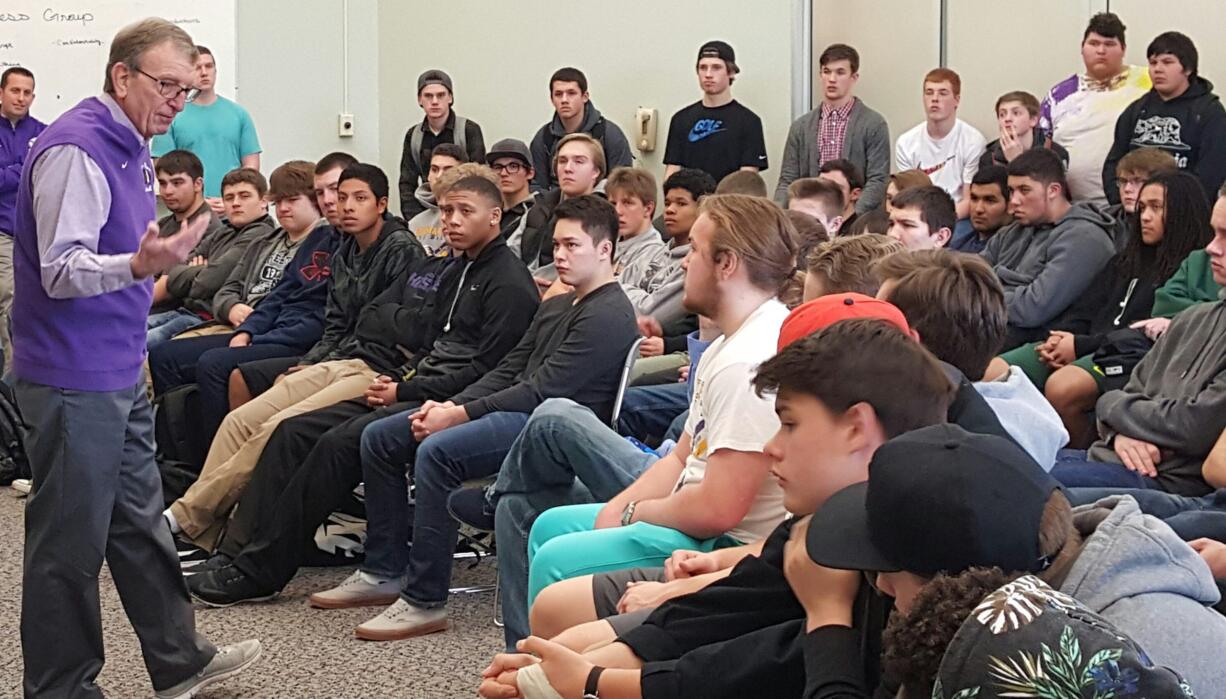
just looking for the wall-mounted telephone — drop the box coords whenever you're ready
[636,107,658,153]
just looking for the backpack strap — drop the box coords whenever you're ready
[454,115,468,155]
[409,123,424,172]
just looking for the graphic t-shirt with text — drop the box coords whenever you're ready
[664,100,768,182]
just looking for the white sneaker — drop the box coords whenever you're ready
[10,478,30,496]
[354,598,448,641]
[154,639,262,699]
[307,570,402,609]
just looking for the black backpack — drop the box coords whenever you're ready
[0,380,29,486]
[154,384,210,504]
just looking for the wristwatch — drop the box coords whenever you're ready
[620,500,638,527]
[584,666,606,699]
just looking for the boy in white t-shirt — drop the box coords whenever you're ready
[895,68,987,220]
[452,194,798,648]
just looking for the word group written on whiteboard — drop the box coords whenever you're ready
[1,9,96,25]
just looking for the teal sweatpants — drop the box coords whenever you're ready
[526,503,739,605]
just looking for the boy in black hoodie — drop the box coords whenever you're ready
[185,168,542,604]
[1104,31,1226,206]
[164,163,422,551]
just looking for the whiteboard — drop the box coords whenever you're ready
[0,1,236,121]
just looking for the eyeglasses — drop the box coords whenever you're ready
[135,67,198,103]
[491,161,526,174]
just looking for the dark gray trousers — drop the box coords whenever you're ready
[17,377,214,697]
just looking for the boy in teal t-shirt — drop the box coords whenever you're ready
[152,48,261,199]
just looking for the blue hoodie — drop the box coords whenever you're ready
[0,113,46,235]
[236,221,338,350]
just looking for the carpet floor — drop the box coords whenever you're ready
[0,488,505,697]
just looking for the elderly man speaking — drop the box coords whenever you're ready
[12,18,260,698]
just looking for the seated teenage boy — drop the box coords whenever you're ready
[303,194,638,641]
[452,195,799,647]
[1053,189,1226,496]
[477,316,958,699]
[148,154,355,437]
[185,169,541,603]
[981,148,1115,349]
[807,420,1226,695]
[873,249,1068,470]
[947,165,1011,254]
[148,166,275,347]
[785,177,846,236]
[164,163,422,551]
[885,185,955,251]
[629,169,716,384]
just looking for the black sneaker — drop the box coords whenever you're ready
[175,536,210,568]
[188,565,278,608]
[446,487,495,532]
[182,553,233,576]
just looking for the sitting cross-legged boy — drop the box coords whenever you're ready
[182,167,539,601]
[809,425,1226,693]
[163,163,422,552]
[873,249,1068,469]
[982,148,1116,349]
[997,171,1212,446]
[148,166,275,347]
[301,194,638,641]
[1052,188,1226,496]
[451,194,801,648]
[147,154,357,439]
[478,316,958,699]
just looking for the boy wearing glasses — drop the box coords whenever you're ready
[152,45,262,211]
[486,138,538,253]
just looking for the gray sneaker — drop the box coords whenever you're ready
[155,639,262,699]
[308,570,402,609]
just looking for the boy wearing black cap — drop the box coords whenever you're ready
[486,138,538,247]
[398,69,486,219]
[809,423,1226,694]
[663,41,768,183]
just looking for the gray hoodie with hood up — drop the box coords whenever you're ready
[407,182,445,256]
[1061,495,1226,692]
[982,202,1116,346]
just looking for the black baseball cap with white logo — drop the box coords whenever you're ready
[697,40,738,72]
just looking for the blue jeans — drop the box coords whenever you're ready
[616,383,690,445]
[1050,449,1161,491]
[1067,487,1226,542]
[492,398,656,648]
[146,309,207,349]
[360,410,530,608]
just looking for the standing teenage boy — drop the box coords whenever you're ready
[664,41,768,182]
[1040,12,1150,204]
[14,20,259,697]
[1103,31,1226,206]
[978,91,1069,169]
[398,69,485,219]
[776,44,888,212]
[895,68,986,220]
[305,195,637,641]
[152,46,260,207]
[530,67,632,192]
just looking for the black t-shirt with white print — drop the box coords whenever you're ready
[664,99,768,182]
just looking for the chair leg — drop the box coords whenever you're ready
[493,566,503,628]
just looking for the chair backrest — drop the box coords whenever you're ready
[609,337,645,428]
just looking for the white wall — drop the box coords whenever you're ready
[235,0,381,177]
[375,0,796,214]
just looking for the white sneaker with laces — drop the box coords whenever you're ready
[307,570,402,609]
[154,639,262,699]
[354,598,448,641]
[10,478,30,496]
